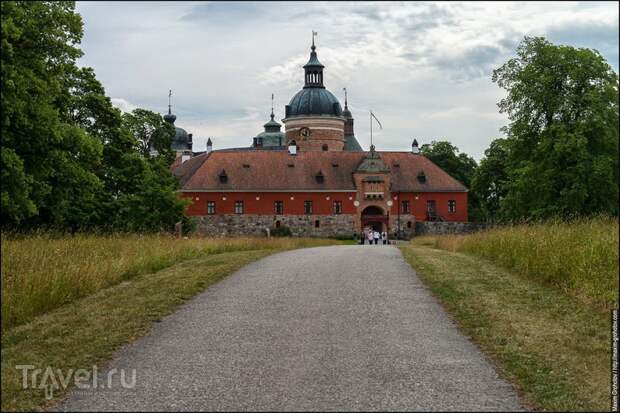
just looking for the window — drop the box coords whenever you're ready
[304,201,313,215]
[274,201,284,215]
[315,220,320,228]
[207,201,216,215]
[448,200,456,213]
[219,170,228,183]
[402,200,410,214]
[322,144,328,151]
[407,221,412,229]
[234,201,244,214]
[333,201,342,215]
[275,220,281,228]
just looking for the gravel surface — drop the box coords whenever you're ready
[55,245,523,412]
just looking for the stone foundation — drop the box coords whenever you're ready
[414,221,484,236]
[192,214,356,238]
[391,214,416,239]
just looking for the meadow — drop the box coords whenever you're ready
[401,215,619,411]
[1,233,339,330]
[414,215,619,311]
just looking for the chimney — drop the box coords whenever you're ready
[188,133,193,151]
[412,138,420,154]
[181,151,190,163]
[207,137,213,154]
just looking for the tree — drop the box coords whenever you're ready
[122,109,175,163]
[470,138,510,221]
[1,1,190,232]
[420,141,477,188]
[1,1,103,229]
[492,36,619,219]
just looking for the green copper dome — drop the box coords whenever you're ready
[286,88,343,118]
[285,39,343,118]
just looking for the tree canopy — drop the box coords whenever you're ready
[1,1,188,232]
[488,36,619,220]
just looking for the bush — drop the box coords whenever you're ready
[270,225,292,237]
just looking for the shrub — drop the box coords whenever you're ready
[270,225,292,237]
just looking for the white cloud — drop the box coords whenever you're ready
[76,1,619,160]
[110,98,138,113]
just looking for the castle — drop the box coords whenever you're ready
[169,39,468,237]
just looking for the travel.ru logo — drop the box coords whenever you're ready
[16,365,136,400]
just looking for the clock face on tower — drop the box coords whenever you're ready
[299,127,311,140]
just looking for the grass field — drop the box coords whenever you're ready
[400,216,618,411]
[416,216,618,311]
[1,234,341,330]
[1,234,343,411]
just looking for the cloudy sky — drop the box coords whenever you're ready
[76,1,619,160]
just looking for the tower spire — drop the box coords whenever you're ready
[303,31,324,89]
[164,89,176,124]
[343,87,348,109]
[270,93,274,120]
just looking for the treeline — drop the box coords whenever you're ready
[1,1,189,232]
[421,37,618,222]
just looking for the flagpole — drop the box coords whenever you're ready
[370,110,373,148]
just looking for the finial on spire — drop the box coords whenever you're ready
[270,93,274,119]
[168,89,172,114]
[311,30,317,51]
[343,87,348,109]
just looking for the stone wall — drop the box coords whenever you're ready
[414,221,485,236]
[391,214,416,239]
[192,214,356,238]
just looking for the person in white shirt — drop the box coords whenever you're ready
[381,231,387,245]
[366,229,374,245]
[373,230,380,245]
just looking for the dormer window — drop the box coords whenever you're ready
[417,171,426,183]
[219,169,228,183]
[315,171,325,184]
[242,164,250,168]
[332,163,339,168]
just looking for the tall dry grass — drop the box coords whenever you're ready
[414,216,619,311]
[1,234,338,330]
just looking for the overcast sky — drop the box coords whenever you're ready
[76,1,619,160]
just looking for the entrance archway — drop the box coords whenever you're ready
[361,205,388,232]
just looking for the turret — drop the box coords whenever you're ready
[207,137,213,154]
[412,138,420,154]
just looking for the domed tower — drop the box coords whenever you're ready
[253,95,285,148]
[283,35,346,152]
[164,90,193,157]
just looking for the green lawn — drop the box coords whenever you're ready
[400,244,612,412]
[1,238,342,412]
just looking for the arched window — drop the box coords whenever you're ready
[275,220,281,228]
[315,220,320,228]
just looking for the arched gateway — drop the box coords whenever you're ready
[361,205,388,232]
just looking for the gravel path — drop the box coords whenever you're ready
[56,245,523,411]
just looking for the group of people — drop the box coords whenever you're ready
[359,228,389,245]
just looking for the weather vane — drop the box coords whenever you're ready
[168,89,172,114]
[343,87,348,107]
[312,30,318,47]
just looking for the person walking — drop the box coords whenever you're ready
[381,230,387,245]
[373,229,380,245]
[366,228,374,245]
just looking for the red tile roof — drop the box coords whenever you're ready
[173,150,467,192]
